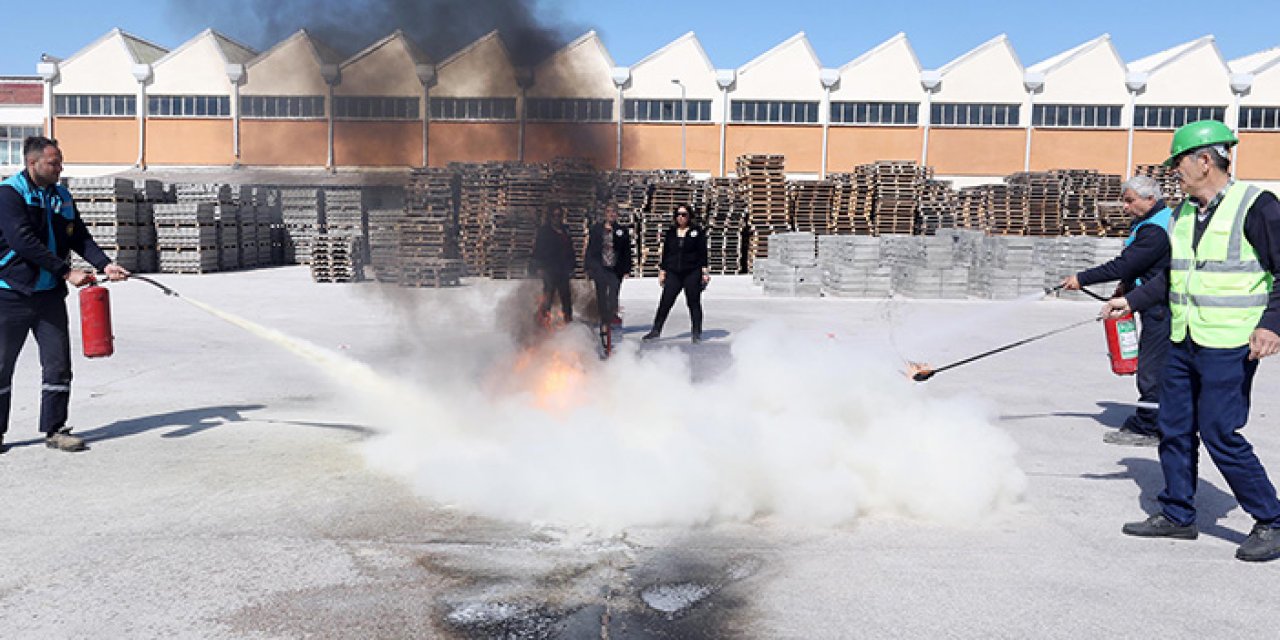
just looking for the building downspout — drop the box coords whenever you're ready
[819,69,840,179]
[1023,71,1045,173]
[226,64,246,166]
[514,68,534,164]
[715,69,736,178]
[611,67,630,171]
[1229,73,1253,178]
[321,64,340,173]
[919,70,941,167]
[1124,72,1147,179]
[36,60,58,138]
[416,64,437,169]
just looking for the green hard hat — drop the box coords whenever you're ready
[1164,119,1238,166]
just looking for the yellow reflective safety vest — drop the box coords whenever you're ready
[1169,181,1274,348]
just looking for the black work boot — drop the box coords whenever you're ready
[1122,513,1198,540]
[642,325,662,341]
[1236,523,1280,562]
[0,434,6,454]
[45,429,86,452]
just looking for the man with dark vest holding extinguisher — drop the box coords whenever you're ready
[0,136,129,454]
[1061,175,1171,447]
[1105,120,1280,562]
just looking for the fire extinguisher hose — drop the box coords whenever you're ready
[912,317,1099,382]
[1046,284,1111,303]
[128,275,180,297]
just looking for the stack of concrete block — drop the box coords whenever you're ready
[133,179,162,272]
[819,235,892,298]
[251,187,284,266]
[154,202,218,273]
[894,235,971,299]
[969,236,1045,299]
[761,232,821,297]
[66,178,143,273]
[1041,236,1126,301]
[279,187,324,264]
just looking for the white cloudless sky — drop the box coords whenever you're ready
[1,0,1274,75]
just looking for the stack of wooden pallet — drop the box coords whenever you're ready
[549,157,597,278]
[1056,169,1105,236]
[1006,172,1063,236]
[490,163,547,280]
[399,168,461,287]
[454,162,502,276]
[639,174,699,276]
[871,161,927,236]
[983,184,1029,236]
[955,186,989,232]
[916,178,957,236]
[601,170,653,227]
[703,177,747,275]
[788,180,835,235]
[310,233,364,283]
[737,154,789,268]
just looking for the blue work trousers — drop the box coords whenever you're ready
[1158,339,1280,527]
[0,289,72,436]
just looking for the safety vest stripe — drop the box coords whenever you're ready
[1170,291,1270,307]
[0,250,14,267]
[1170,258,1265,273]
[0,386,10,394]
[1228,185,1261,261]
[41,383,70,392]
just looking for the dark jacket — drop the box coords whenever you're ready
[1077,201,1171,296]
[659,225,708,274]
[1127,190,1280,335]
[533,222,576,277]
[585,221,632,279]
[0,170,110,296]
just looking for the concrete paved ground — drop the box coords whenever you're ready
[1,267,1277,639]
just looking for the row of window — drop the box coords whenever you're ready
[0,126,43,166]
[46,94,1280,131]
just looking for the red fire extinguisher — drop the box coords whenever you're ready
[1104,313,1138,375]
[80,283,114,358]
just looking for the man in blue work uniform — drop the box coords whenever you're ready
[0,137,129,453]
[1106,120,1280,562]
[1062,175,1171,447]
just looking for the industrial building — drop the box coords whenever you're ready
[16,28,1280,183]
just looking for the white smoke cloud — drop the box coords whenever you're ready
[353,314,1027,532]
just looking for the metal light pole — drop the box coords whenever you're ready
[671,78,687,170]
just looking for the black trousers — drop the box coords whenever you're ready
[540,273,573,322]
[591,269,622,324]
[0,290,72,436]
[651,269,703,334]
[1127,305,1171,435]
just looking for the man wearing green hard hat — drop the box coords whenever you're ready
[1106,119,1280,562]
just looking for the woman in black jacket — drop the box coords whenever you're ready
[643,204,709,343]
[585,202,632,326]
[532,205,576,323]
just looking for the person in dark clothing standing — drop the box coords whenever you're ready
[643,205,709,343]
[1105,120,1280,562]
[585,202,631,327]
[0,137,130,454]
[533,205,576,324]
[1061,175,1171,447]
